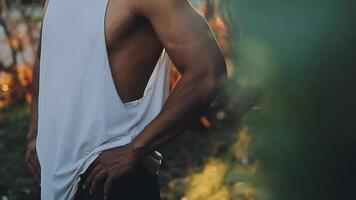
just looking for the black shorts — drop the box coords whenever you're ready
[73,159,161,200]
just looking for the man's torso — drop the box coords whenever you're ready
[95,0,164,103]
[37,0,172,198]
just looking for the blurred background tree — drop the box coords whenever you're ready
[0,0,42,107]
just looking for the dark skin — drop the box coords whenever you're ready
[26,0,228,199]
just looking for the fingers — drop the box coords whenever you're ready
[33,154,41,184]
[103,176,114,200]
[33,167,41,185]
[26,150,41,185]
[28,162,39,184]
[84,164,101,190]
[29,162,41,185]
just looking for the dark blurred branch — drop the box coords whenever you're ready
[0,2,18,66]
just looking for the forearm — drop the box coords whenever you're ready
[132,69,227,156]
[27,60,39,142]
[27,32,41,143]
[27,99,38,142]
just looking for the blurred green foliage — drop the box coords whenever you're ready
[224,0,356,199]
[0,104,37,199]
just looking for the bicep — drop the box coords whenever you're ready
[135,0,225,75]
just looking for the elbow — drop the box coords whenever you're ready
[190,58,227,101]
[206,58,228,97]
[183,55,228,99]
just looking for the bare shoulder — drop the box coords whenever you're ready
[131,0,190,16]
[128,0,224,76]
[132,0,187,7]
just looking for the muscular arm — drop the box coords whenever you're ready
[27,28,41,144]
[26,0,48,143]
[131,0,228,156]
[25,0,48,186]
[83,1,227,196]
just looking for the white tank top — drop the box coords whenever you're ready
[36,0,172,199]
